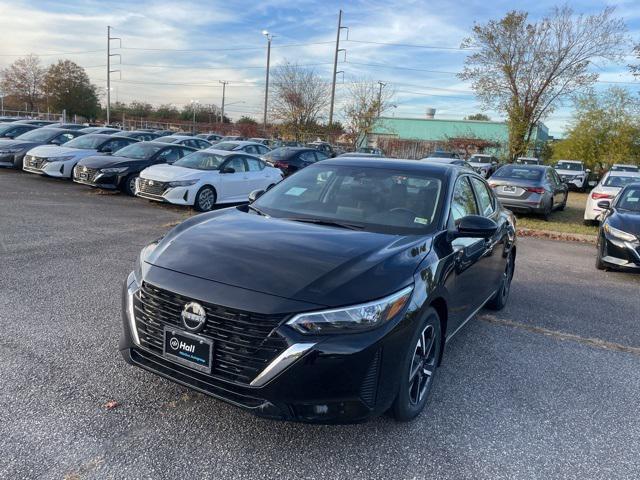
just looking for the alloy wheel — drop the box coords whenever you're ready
[501,253,515,301]
[408,324,437,405]
[198,188,215,211]
[128,175,138,195]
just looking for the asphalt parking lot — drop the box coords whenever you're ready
[1,169,639,480]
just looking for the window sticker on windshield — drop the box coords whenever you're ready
[285,187,307,196]
[414,217,429,225]
[627,197,639,202]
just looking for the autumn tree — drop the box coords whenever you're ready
[552,87,640,169]
[43,60,100,119]
[0,55,45,111]
[459,6,627,161]
[342,80,395,148]
[270,62,330,139]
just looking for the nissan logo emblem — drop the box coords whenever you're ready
[181,302,206,332]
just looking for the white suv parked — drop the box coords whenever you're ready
[554,160,589,191]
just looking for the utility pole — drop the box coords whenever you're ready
[329,10,347,126]
[219,80,228,124]
[190,100,199,134]
[262,31,273,130]
[106,26,121,125]
[377,81,386,117]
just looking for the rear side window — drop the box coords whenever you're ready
[299,151,316,162]
[470,177,495,216]
[246,158,264,171]
[450,177,478,222]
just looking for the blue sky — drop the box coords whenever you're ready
[0,0,638,135]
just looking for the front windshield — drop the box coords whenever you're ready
[470,155,491,164]
[603,175,640,188]
[616,187,640,212]
[173,151,225,170]
[556,162,583,171]
[262,147,288,161]
[0,124,20,135]
[15,128,56,142]
[114,143,163,159]
[211,142,238,151]
[493,165,543,181]
[64,135,105,149]
[254,164,443,234]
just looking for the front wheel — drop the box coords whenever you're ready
[557,193,567,211]
[595,236,606,271]
[391,308,441,421]
[121,174,138,196]
[194,185,216,212]
[485,251,515,311]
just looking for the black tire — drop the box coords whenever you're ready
[485,251,515,311]
[542,199,553,221]
[595,235,606,271]
[557,193,567,211]
[194,185,216,212]
[13,155,24,170]
[584,219,596,227]
[391,308,442,422]
[121,174,138,196]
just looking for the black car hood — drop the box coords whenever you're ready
[79,155,147,169]
[610,211,640,236]
[146,208,431,307]
[0,139,38,150]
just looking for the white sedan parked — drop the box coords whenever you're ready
[136,149,283,211]
[584,171,640,224]
[23,134,138,178]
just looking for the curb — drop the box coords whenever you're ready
[518,227,597,244]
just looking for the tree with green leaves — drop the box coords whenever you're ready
[552,87,640,169]
[459,6,627,161]
[0,55,45,111]
[43,60,100,119]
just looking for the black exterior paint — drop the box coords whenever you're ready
[120,159,517,422]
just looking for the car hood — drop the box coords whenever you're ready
[141,163,206,181]
[146,208,430,307]
[610,211,640,237]
[27,145,97,159]
[78,155,146,169]
[0,139,38,151]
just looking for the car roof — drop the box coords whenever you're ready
[612,163,637,167]
[556,159,582,163]
[218,140,265,146]
[420,157,463,164]
[201,148,247,157]
[320,157,463,174]
[505,163,547,169]
[608,171,640,177]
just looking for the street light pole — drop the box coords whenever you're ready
[106,26,121,125]
[329,10,347,126]
[219,80,228,124]
[190,99,199,134]
[262,30,273,130]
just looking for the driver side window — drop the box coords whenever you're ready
[450,177,478,223]
[225,157,247,172]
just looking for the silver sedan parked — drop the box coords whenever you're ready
[489,164,568,220]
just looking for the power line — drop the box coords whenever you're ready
[345,39,474,51]
[0,49,105,57]
[116,41,334,53]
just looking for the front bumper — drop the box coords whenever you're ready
[0,153,16,167]
[135,182,193,206]
[24,159,76,178]
[119,269,413,423]
[73,168,122,190]
[600,234,640,270]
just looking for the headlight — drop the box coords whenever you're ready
[603,223,638,243]
[134,241,161,283]
[168,179,199,187]
[287,286,413,334]
[100,167,128,173]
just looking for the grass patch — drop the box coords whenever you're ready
[514,192,598,236]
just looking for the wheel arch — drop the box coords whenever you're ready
[428,296,448,366]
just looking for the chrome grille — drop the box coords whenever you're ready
[133,282,288,385]
[24,155,47,170]
[138,178,167,196]
[73,166,99,182]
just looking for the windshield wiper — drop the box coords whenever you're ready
[247,204,267,216]
[286,217,365,230]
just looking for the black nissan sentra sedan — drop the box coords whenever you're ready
[595,183,640,271]
[0,128,84,169]
[73,142,196,195]
[120,158,517,423]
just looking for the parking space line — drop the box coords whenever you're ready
[479,314,640,357]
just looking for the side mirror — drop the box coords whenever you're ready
[586,169,591,173]
[101,147,112,154]
[248,189,265,202]
[6,133,16,139]
[450,215,498,239]
[50,139,61,145]
[596,200,611,210]
[220,167,236,174]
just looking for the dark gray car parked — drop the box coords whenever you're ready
[489,164,567,220]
